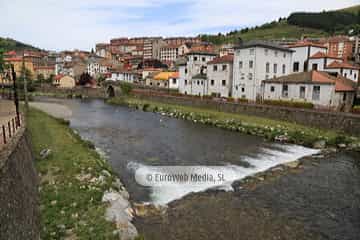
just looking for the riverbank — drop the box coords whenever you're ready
[27,108,138,239]
[107,96,360,149]
[135,150,360,240]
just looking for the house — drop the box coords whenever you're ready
[178,51,217,95]
[325,61,359,83]
[189,73,208,96]
[207,55,234,97]
[262,71,356,111]
[288,42,327,73]
[308,51,343,71]
[53,75,76,88]
[146,72,179,89]
[232,41,293,101]
[34,65,55,79]
[4,57,35,80]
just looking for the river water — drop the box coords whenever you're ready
[34,98,319,204]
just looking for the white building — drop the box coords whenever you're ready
[232,41,293,101]
[325,61,359,83]
[288,42,327,73]
[308,52,343,71]
[178,51,217,95]
[160,44,189,62]
[110,71,139,83]
[206,55,234,97]
[263,71,356,111]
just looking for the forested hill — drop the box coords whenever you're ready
[0,37,40,52]
[200,4,360,45]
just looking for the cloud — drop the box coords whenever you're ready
[0,0,357,51]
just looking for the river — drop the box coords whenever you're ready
[32,97,319,204]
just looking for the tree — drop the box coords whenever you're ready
[78,72,92,86]
[36,73,45,86]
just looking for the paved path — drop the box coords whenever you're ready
[0,100,17,147]
[29,102,72,119]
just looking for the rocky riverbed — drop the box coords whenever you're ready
[135,150,360,240]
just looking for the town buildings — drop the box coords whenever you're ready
[322,36,354,61]
[145,72,179,89]
[109,70,140,83]
[232,41,293,101]
[160,44,189,62]
[206,55,234,97]
[53,75,76,88]
[263,71,356,111]
[34,65,55,79]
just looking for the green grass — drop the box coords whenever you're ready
[27,108,119,240]
[108,96,356,147]
[339,4,360,14]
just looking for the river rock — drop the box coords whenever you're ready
[133,203,167,217]
[338,143,347,148]
[40,149,52,159]
[102,191,138,240]
[313,140,326,149]
[274,135,288,142]
[284,160,300,169]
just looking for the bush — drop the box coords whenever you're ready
[120,82,133,95]
[263,99,314,109]
[352,105,360,114]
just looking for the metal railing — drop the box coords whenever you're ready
[0,115,22,147]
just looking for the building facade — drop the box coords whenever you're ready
[206,55,234,97]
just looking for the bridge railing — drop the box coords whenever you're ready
[0,115,22,148]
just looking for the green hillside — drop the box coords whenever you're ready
[0,37,40,52]
[201,4,359,45]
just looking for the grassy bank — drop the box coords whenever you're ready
[108,96,359,148]
[27,108,120,239]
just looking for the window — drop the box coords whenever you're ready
[172,78,177,84]
[248,73,253,80]
[299,86,306,99]
[235,86,238,91]
[265,49,269,55]
[239,61,243,69]
[282,85,288,98]
[222,80,226,86]
[273,64,277,74]
[282,64,286,74]
[350,70,353,75]
[222,65,227,71]
[355,74,357,80]
[293,62,299,72]
[265,75,269,79]
[211,80,214,86]
[270,86,275,92]
[201,81,204,85]
[185,79,187,85]
[213,65,218,71]
[197,80,200,85]
[165,83,167,87]
[242,87,245,92]
[157,82,160,86]
[344,73,347,78]
[194,56,198,61]
[249,60,253,69]
[250,49,255,55]
[283,53,286,58]
[312,86,320,100]
[202,57,206,62]
[343,93,347,101]
[150,82,153,86]
[185,68,188,74]
[266,62,270,73]
[312,64,318,71]
[275,51,278,57]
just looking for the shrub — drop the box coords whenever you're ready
[263,99,314,109]
[120,82,133,95]
[352,105,360,114]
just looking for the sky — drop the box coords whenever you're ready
[0,0,358,51]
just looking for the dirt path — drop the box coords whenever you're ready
[135,151,360,240]
[29,102,72,119]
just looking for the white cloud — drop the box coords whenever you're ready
[0,0,357,51]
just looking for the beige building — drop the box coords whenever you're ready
[53,75,76,88]
[34,66,55,79]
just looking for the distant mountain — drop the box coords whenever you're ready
[0,37,41,52]
[200,4,360,45]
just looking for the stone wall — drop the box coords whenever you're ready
[37,86,106,99]
[0,127,39,239]
[134,94,360,136]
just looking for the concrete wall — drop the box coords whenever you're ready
[0,128,39,240]
[133,93,360,136]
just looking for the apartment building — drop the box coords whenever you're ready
[143,38,165,60]
[322,36,354,61]
[232,41,293,101]
[160,44,189,62]
[206,55,234,97]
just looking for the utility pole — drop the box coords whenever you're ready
[22,55,29,114]
[11,64,20,126]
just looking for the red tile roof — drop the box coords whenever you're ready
[309,51,342,60]
[326,61,360,70]
[55,74,64,80]
[207,54,234,64]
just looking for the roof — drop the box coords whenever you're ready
[55,74,64,80]
[288,42,327,49]
[186,50,217,56]
[153,72,179,81]
[34,65,55,70]
[263,71,356,92]
[234,40,294,53]
[309,51,342,60]
[207,55,234,64]
[326,61,360,70]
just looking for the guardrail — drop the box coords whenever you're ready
[0,115,22,147]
